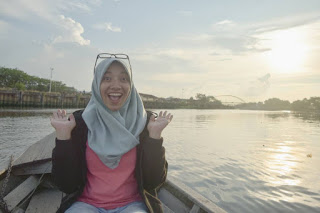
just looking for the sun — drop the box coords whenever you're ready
[261,29,308,73]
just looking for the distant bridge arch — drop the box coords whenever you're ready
[213,95,246,105]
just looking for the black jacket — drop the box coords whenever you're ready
[51,110,168,213]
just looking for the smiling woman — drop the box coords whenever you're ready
[262,28,309,73]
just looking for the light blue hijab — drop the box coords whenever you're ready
[82,58,147,169]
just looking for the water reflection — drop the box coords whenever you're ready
[1,109,320,212]
[264,112,290,119]
[264,140,302,186]
[292,111,320,123]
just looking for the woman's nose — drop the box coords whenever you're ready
[110,79,121,89]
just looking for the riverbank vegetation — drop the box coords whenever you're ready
[1,67,318,111]
[0,67,78,93]
[236,97,320,111]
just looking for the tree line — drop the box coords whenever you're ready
[1,67,318,111]
[144,93,232,109]
[236,97,320,111]
[0,67,78,93]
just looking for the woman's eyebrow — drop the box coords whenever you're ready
[120,71,130,76]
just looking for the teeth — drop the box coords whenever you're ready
[109,93,122,96]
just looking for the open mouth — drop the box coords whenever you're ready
[108,93,123,103]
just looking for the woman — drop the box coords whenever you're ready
[51,54,173,213]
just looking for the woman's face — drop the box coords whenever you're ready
[100,62,131,111]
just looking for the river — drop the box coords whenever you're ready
[0,108,319,213]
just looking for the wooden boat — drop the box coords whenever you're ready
[0,133,227,213]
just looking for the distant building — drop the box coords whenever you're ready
[139,93,159,102]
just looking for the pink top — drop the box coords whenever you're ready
[78,141,142,209]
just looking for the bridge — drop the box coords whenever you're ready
[213,95,246,106]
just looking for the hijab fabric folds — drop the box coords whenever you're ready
[82,58,147,169]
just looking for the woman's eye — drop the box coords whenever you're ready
[103,76,111,81]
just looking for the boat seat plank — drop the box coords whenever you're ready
[13,132,56,166]
[25,189,62,213]
[13,161,52,176]
[162,202,175,213]
[11,208,24,213]
[3,176,39,211]
[158,188,190,213]
[190,204,200,213]
[0,175,25,197]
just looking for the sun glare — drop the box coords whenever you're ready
[262,29,309,74]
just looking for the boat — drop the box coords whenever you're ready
[0,133,227,213]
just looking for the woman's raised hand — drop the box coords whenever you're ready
[50,109,76,140]
[147,111,173,139]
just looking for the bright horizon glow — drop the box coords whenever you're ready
[262,29,309,74]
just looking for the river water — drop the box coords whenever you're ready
[0,109,319,213]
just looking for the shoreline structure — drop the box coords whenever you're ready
[1,89,319,111]
[0,89,229,109]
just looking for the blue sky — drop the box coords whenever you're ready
[1,0,320,102]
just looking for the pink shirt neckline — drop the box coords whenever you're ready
[78,141,142,209]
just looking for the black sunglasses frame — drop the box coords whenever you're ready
[93,53,133,78]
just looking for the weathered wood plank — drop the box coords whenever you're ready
[158,188,190,213]
[25,189,62,213]
[162,202,175,213]
[166,177,227,213]
[11,208,25,213]
[0,158,10,178]
[190,204,200,213]
[41,176,56,189]
[12,161,52,176]
[3,176,39,211]
[13,132,56,166]
[0,175,25,197]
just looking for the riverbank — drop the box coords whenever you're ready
[0,89,90,108]
[0,89,231,109]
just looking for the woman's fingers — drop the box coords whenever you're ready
[52,109,69,121]
[163,111,167,117]
[157,111,173,121]
[57,109,63,118]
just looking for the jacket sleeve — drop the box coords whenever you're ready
[51,138,83,194]
[141,136,168,191]
[51,111,85,194]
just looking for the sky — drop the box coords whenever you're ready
[0,0,320,103]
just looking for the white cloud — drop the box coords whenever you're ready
[57,0,103,13]
[53,15,90,46]
[215,20,235,26]
[0,0,54,20]
[176,14,320,55]
[0,0,91,46]
[93,22,122,32]
[59,2,91,13]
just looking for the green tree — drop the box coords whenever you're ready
[0,66,78,93]
[263,98,290,110]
